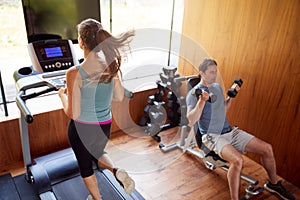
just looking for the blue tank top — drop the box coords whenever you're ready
[75,65,114,123]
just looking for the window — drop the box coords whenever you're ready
[100,0,184,92]
[0,0,184,116]
[0,0,30,107]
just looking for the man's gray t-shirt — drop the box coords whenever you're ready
[186,83,232,135]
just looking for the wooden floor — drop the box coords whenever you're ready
[1,126,300,200]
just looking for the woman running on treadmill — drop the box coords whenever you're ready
[58,18,135,200]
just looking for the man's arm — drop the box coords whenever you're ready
[225,96,232,112]
[186,90,209,127]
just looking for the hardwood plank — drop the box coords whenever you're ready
[108,128,300,200]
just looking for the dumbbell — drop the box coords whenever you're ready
[192,88,217,103]
[227,78,243,98]
[167,91,177,101]
[146,123,161,137]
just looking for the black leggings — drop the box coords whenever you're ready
[68,119,111,178]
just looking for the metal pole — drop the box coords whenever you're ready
[0,70,8,116]
[19,111,32,173]
[167,0,175,66]
[110,0,112,33]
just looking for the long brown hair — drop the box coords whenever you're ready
[77,18,135,83]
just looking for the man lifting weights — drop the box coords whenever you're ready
[186,58,295,200]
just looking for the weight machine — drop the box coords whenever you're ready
[158,68,264,199]
[139,66,183,142]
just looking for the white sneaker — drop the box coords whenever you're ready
[115,169,135,194]
[86,194,93,200]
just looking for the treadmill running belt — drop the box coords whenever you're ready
[51,175,91,200]
[52,170,143,200]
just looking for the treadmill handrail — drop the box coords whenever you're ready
[16,91,33,123]
[16,86,57,123]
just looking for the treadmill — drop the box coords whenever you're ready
[11,39,143,200]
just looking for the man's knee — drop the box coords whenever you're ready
[262,142,274,157]
[221,145,244,169]
[231,155,244,170]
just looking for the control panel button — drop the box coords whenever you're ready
[55,62,62,68]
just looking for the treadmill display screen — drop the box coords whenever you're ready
[44,47,63,58]
[34,41,72,61]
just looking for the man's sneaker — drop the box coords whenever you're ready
[264,180,295,200]
[86,194,93,200]
[115,169,135,194]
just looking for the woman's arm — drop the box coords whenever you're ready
[112,73,124,102]
[58,68,81,119]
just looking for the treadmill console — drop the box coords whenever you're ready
[27,39,79,72]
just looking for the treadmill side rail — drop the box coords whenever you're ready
[39,191,57,200]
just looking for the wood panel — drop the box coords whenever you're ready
[178,0,300,187]
[27,109,70,157]
[111,88,157,132]
[0,118,22,167]
[0,110,70,167]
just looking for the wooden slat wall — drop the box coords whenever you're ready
[178,0,300,187]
